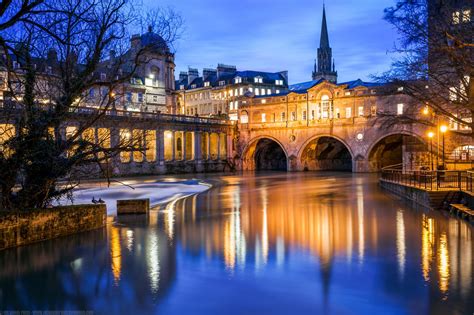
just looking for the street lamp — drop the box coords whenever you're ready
[440,125,448,167]
[428,131,434,170]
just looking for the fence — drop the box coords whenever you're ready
[381,169,474,191]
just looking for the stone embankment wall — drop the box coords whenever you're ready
[380,179,432,208]
[0,204,106,250]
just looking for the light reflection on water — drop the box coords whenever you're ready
[0,173,473,315]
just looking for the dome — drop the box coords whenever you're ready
[140,26,170,53]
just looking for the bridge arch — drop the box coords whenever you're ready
[242,136,288,171]
[367,131,428,172]
[298,135,354,171]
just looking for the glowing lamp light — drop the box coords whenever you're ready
[428,131,434,138]
[440,125,448,133]
[422,106,429,115]
[166,132,172,139]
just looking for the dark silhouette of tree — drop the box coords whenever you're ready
[0,0,183,210]
[376,0,473,137]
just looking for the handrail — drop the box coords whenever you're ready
[380,168,473,191]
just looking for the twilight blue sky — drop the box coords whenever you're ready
[143,0,399,84]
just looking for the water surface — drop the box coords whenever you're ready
[1,173,473,315]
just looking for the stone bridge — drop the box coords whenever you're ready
[236,119,472,173]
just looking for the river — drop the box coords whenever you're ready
[0,173,473,315]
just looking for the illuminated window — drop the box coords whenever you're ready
[358,106,364,117]
[275,79,284,85]
[345,91,351,96]
[235,101,239,110]
[133,129,144,163]
[219,133,227,159]
[261,89,265,96]
[97,128,110,160]
[204,81,210,87]
[230,101,234,110]
[453,11,460,24]
[229,90,234,97]
[164,131,173,161]
[239,88,244,95]
[145,130,156,162]
[462,9,471,22]
[276,89,280,94]
[219,81,225,86]
[240,111,249,124]
[235,77,242,84]
[201,132,209,160]
[180,85,185,90]
[397,103,404,115]
[185,132,194,160]
[254,77,263,83]
[291,112,296,121]
[397,86,404,92]
[120,129,131,163]
[346,107,352,118]
[261,113,266,122]
[321,95,330,118]
[255,89,260,96]
[0,124,15,158]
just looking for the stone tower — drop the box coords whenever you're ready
[312,5,337,83]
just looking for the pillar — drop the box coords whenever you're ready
[195,131,203,172]
[158,128,165,165]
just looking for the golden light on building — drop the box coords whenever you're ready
[110,226,122,285]
[438,232,450,295]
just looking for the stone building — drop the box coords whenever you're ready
[0,27,176,113]
[175,64,288,120]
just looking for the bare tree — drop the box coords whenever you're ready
[376,0,473,137]
[0,0,183,210]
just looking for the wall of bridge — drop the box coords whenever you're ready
[236,120,470,173]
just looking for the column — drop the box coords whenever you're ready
[158,128,165,165]
[171,130,175,161]
[194,132,202,161]
[217,132,221,160]
[182,131,187,161]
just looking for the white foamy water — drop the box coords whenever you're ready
[57,179,211,215]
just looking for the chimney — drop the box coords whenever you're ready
[217,63,237,80]
[278,71,289,85]
[203,68,217,81]
[179,71,188,82]
[188,67,199,85]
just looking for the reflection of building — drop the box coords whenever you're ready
[175,64,288,120]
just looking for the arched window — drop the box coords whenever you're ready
[240,110,249,124]
[321,94,331,119]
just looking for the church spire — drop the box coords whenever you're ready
[320,4,330,49]
[312,4,337,83]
